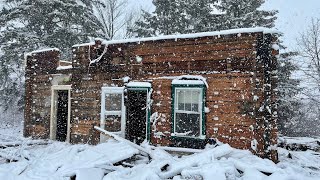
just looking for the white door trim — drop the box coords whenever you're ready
[50,85,71,142]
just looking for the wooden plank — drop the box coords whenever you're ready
[206,113,254,125]
[141,49,256,63]
[32,75,53,82]
[134,42,255,56]
[72,91,100,99]
[207,90,252,102]
[142,61,226,73]
[152,101,172,113]
[134,35,257,49]
[71,100,100,108]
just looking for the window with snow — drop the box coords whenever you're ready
[172,86,205,138]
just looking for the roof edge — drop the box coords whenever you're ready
[72,27,280,48]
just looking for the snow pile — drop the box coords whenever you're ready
[0,140,139,180]
[103,143,320,180]
[0,125,320,180]
[0,114,23,149]
[172,75,209,88]
[279,136,320,151]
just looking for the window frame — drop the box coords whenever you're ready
[172,84,206,139]
[100,87,126,137]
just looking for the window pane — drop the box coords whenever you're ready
[183,90,199,103]
[105,93,122,111]
[191,90,200,103]
[177,90,185,110]
[185,103,192,111]
[104,115,121,132]
[191,104,199,112]
[175,113,200,137]
[105,115,120,121]
[176,89,200,112]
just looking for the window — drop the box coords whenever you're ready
[104,93,122,113]
[172,84,206,138]
[100,87,125,136]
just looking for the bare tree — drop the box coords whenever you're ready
[93,0,140,40]
[124,10,142,39]
[298,18,320,92]
[296,18,320,136]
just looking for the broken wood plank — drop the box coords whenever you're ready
[94,126,151,155]
[0,140,50,149]
[151,146,203,154]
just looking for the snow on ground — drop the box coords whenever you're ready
[279,136,320,151]
[0,123,320,180]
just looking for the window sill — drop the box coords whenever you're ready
[171,135,206,140]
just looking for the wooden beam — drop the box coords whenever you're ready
[94,126,151,155]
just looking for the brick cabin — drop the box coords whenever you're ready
[24,28,279,162]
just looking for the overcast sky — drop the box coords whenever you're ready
[1,0,319,51]
[130,0,320,52]
[263,0,320,51]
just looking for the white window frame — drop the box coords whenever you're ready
[173,87,204,138]
[100,87,126,140]
[50,85,71,142]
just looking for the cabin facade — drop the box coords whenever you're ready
[24,28,279,162]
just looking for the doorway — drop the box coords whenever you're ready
[50,85,71,142]
[56,90,68,141]
[125,89,150,144]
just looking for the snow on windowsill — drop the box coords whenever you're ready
[172,75,208,87]
[172,79,204,85]
[127,82,152,88]
[171,133,206,140]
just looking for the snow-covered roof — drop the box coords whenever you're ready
[30,48,60,54]
[72,42,95,48]
[127,82,152,88]
[73,27,279,48]
[24,48,60,59]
